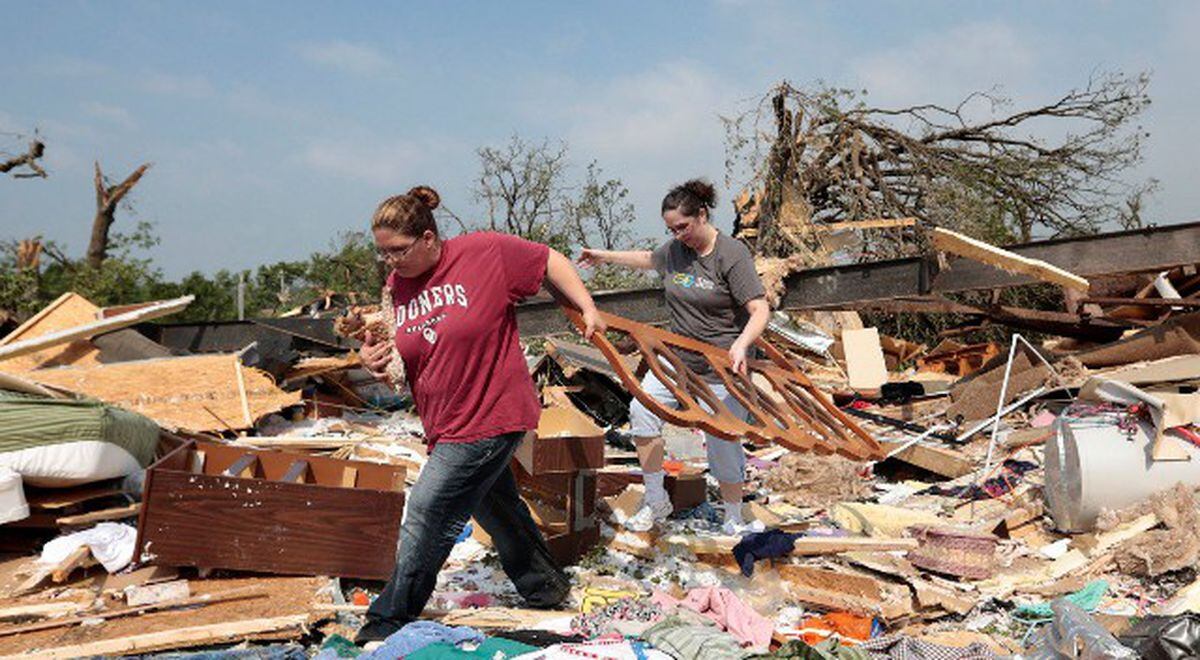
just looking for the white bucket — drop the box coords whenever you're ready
[1044,415,1200,532]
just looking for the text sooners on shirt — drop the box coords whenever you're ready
[388,231,549,448]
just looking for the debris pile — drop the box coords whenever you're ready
[1,224,1200,658]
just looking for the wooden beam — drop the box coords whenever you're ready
[815,217,917,232]
[0,614,307,658]
[0,587,266,639]
[791,536,919,556]
[56,502,141,526]
[52,546,95,582]
[880,441,975,479]
[341,466,358,488]
[931,227,1090,292]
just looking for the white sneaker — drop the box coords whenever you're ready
[624,497,673,532]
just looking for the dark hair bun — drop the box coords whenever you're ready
[407,186,441,210]
[681,179,717,208]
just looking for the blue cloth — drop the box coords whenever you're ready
[733,529,801,577]
[360,621,485,659]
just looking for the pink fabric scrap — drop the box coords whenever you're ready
[651,586,774,649]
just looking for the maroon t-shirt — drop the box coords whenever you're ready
[387,231,549,448]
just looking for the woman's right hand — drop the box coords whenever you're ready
[576,248,604,269]
[359,331,392,381]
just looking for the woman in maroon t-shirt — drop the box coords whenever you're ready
[354,185,602,644]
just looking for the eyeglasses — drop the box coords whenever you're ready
[375,240,420,263]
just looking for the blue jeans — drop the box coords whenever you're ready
[362,431,569,638]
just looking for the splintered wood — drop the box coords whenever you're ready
[564,308,881,459]
[931,227,1090,292]
[28,354,300,432]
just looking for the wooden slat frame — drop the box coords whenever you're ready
[563,308,881,460]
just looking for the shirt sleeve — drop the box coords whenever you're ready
[725,241,767,308]
[494,232,551,300]
[651,241,672,277]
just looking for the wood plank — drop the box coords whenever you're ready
[56,502,141,526]
[0,602,81,621]
[843,327,888,391]
[778,565,913,619]
[0,295,193,364]
[0,614,307,659]
[51,546,94,583]
[0,586,263,639]
[880,441,974,479]
[233,359,253,428]
[931,227,1089,292]
[815,217,918,232]
[25,481,123,510]
[340,466,358,488]
[791,536,919,556]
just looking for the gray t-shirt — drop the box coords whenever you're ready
[652,233,767,376]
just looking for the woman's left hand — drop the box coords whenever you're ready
[580,306,606,340]
[728,342,749,375]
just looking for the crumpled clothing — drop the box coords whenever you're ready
[514,638,674,659]
[652,586,774,650]
[795,612,880,646]
[752,638,870,659]
[495,630,585,648]
[39,522,136,572]
[359,621,484,659]
[407,637,537,659]
[642,614,753,660]
[858,635,998,659]
[571,596,663,638]
[733,529,801,577]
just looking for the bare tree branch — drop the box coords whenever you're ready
[0,140,47,178]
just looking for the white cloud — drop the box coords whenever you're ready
[139,72,217,99]
[82,101,136,130]
[850,21,1037,111]
[301,138,426,187]
[297,40,393,76]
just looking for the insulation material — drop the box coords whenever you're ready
[1112,484,1200,577]
[762,453,872,508]
[28,354,300,432]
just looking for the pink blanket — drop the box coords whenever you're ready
[652,586,774,649]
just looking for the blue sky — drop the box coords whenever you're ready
[2,1,1197,278]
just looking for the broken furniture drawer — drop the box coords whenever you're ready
[135,440,405,580]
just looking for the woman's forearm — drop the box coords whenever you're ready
[591,249,655,270]
[734,298,771,349]
[545,250,600,313]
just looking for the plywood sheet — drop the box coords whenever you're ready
[0,293,100,371]
[29,354,300,431]
[843,327,888,391]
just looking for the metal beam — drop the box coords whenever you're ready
[516,220,1200,336]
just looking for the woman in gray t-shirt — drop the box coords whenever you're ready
[578,179,770,535]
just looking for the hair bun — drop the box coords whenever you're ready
[681,179,717,208]
[407,186,441,211]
